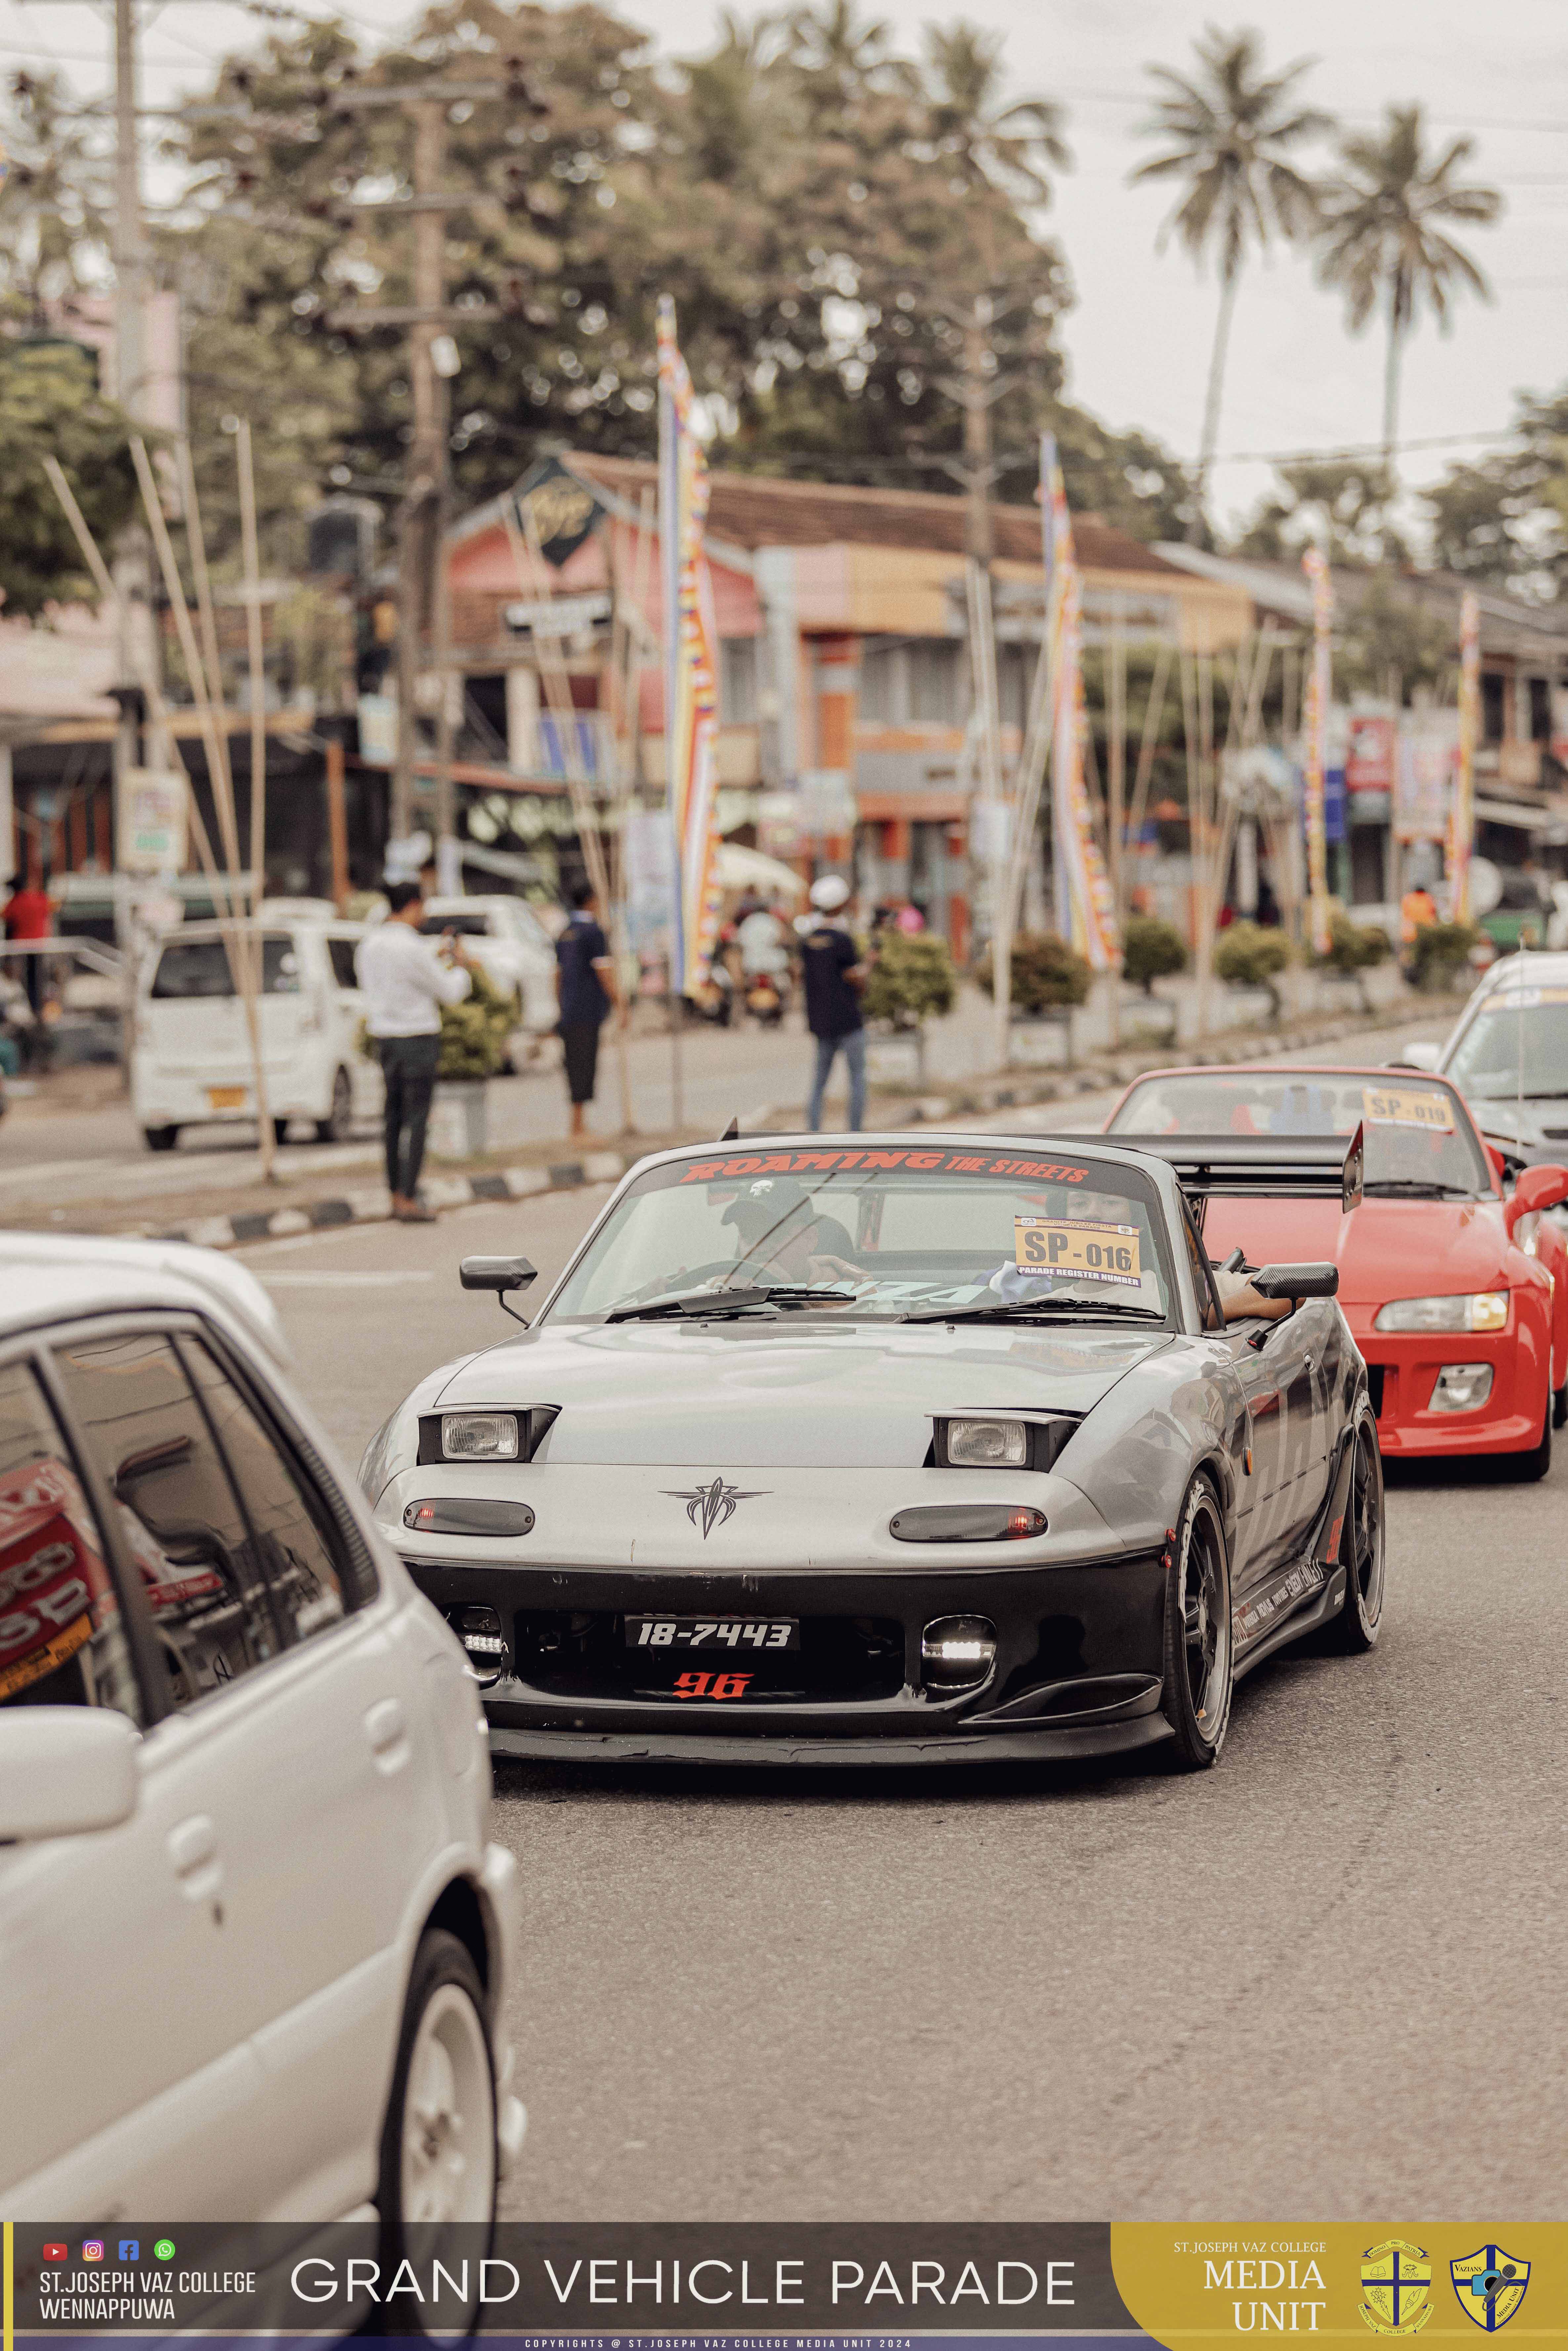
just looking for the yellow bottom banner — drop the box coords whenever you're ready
[1111,2224,1567,2351]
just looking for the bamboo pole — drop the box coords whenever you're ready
[45,455,247,990]
[1126,637,1174,868]
[130,439,276,1179]
[235,419,268,907]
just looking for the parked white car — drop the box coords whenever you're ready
[0,1245,525,2241]
[132,917,383,1152]
[419,895,559,1062]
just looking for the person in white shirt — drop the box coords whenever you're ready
[355,880,473,1222]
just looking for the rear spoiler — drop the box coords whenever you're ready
[1133,1125,1366,1220]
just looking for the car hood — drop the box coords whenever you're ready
[430,1319,1173,1467]
[1459,1095,1568,1152]
[1201,1193,1515,1307]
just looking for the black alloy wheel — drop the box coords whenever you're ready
[1328,1412,1385,1653]
[1161,1472,1233,1770]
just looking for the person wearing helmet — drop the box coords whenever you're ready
[802,873,869,1132]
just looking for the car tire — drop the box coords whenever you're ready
[272,1116,291,1146]
[1507,1390,1553,1482]
[1553,1379,1567,1431]
[377,1928,497,2296]
[142,1125,179,1152]
[1327,1413,1384,1653]
[1159,1471,1233,1770]
[315,1065,352,1145]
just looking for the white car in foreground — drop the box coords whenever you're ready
[0,1245,524,2247]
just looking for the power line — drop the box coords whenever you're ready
[1207,427,1524,468]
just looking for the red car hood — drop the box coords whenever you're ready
[1202,1193,1513,1308]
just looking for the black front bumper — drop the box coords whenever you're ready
[403,1550,1173,1767]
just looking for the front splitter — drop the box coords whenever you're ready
[488,1712,1174,1768]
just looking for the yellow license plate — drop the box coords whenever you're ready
[1014,1215,1143,1286]
[207,1085,247,1111]
[1361,1084,1453,1131]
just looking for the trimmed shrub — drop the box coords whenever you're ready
[1214,920,1293,1020]
[1410,920,1481,994]
[979,930,1092,1013]
[1122,915,1188,995]
[437,962,518,1080]
[860,931,958,1030]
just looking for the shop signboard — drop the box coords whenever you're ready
[1394,709,1458,843]
[1346,710,1397,794]
[114,766,186,875]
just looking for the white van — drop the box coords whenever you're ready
[133,918,383,1152]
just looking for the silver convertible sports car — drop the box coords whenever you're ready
[360,1132,1384,1771]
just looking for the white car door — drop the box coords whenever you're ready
[0,1343,273,2220]
[324,928,383,1121]
[24,1322,432,2221]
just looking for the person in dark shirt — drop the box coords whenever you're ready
[801,873,869,1132]
[556,879,619,1137]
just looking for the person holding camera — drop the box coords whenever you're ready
[355,879,474,1222]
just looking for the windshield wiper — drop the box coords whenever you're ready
[1362,1179,1474,1198]
[605,1284,856,1323]
[899,1296,1166,1325]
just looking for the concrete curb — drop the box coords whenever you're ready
[147,1149,632,1253]
[142,1000,1432,1255]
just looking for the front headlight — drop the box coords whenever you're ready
[945,1416,1028,1466]
[1374,1292,1508,1334]
[442,1410,521,1459]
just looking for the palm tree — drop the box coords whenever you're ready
[1316,106,1502,468]
[923,20,1069,214]
[1132,28,1328,529]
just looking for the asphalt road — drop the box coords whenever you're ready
[237,1032,1563,2221]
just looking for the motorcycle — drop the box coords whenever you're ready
[744,969,789,1025]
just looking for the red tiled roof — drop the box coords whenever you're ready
[570,454,1182,578]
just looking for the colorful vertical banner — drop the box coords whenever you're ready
[1042,442,1119,972]
[656,295,722,993]
[1449,588,1480,923]
[1300,546,1334,955]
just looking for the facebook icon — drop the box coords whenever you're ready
[118,2242,139,2262]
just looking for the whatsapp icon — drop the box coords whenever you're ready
[153,2241,175,2262]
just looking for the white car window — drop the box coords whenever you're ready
[0,1358,144,1723]
[54,1330,288,1711]
[181,1339,349,1646]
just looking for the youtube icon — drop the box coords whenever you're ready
[42,2245,67,2264]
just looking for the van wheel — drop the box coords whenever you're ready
[316,1065,352,1144]
[142,1125,179,1152]
[378,1928,496,2278]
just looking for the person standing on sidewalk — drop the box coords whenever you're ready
[556,879,619,1140]
[356,879,473,1223]
[3,867,53,1018]
[802,874,870,1133]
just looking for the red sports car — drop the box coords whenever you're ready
[1105,1065,1568,1475]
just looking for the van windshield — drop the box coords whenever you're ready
[149,937,301,998]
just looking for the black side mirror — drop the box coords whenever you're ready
[459,1256,537,1326]
[1251,1262,1338,1299]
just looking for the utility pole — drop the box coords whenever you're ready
[108,0,161,777]
[392,98,450,860]
[962,296,996,571]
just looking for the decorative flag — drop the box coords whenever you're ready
[1300,546,1334,955]
[1043,443,1119,971]
[656,296,722,993]
[1449,589,1480,923]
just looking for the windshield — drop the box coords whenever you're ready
[545,1142,1179,1324]
[420,914,491,939]
[1447,987,1568,1102]
[149,936,301,998]
[1108,1069,1491,1194]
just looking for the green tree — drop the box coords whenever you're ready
[0,342,136,617]
[1231,457,1402,564]
[0,70,111,331]
[1316,105,1501,468]
[1131,28,1327,529]
[1423,387,1568,598]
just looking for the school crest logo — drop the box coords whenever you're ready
[1360,2242,1433,2335]
[1451,2248,1530,2331]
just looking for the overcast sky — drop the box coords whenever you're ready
[8,0,1565,536]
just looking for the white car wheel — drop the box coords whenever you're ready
[381,1928,497,2245]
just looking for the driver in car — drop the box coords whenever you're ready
[721,1177,861,1290]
